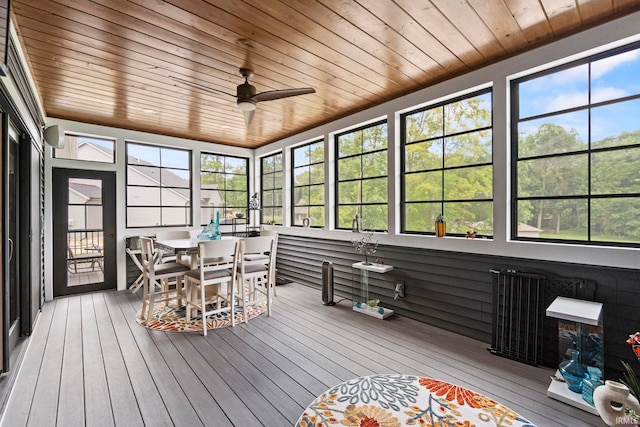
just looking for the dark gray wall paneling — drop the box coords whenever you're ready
[275,234,640,380]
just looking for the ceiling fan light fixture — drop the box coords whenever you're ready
[237,99,256,111]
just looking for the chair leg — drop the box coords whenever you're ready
[141,273,149,321]
[201,281,207,336]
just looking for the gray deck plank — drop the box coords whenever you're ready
[184,332,291,426]
[0,299,55,426]
[0,283,605,427]
[101,293,174,426]
[80,294,115,427]
[116,292,233,426]
[92,292,144,427]
[27,297,67,426]
[108,292,203,427]
[57,296,85,426]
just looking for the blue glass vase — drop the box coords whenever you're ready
[559,349,588,393]
[582,366,603,405]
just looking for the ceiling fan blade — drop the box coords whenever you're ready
[252,87,315,102]
[243,109,255,125]
[170,76,236,98]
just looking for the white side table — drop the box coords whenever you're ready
[352,261,394,319]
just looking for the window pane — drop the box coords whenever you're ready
[444,92,492,134]
[444,201,493,235]
[338,157,361,181]
[518,64,589,119]
[338,132,361,157]
[262,174,274,190]
[128,165,158,185]
[404,107,444,143]
[201,172,223,188]
[293,167,309,186]
[405,203,442,233]
[224,191,247,208]
[294,145,310,167]
[443,166,492,200]
[592,148,640,194]
[362,178,388,203]
[361,204,387,231]
[362,123,387,152]
[55,134,115,163]
[337,206,358,229]
[309,184,324,205]
[128,144,160,166]
[127,207,161,227]
[309,206,325,227]
[591,48,640,103]
[127,187,160,206]
[161,148,189,169]
[161,188,190,206]
[293,186,308,206]
[517,112,588,158]
[405,140,443,172]
[338,181,360,204]
[309,164,324,185]
[161,168,190,187]
[518,154,588,197]
[362,151,387,178]
[591,98,640,146]
[591,197,640,243]
[262,191,274,207]
[405,172,442,201]
[161,208,189,226]
[225,174,246,191]
[444,130,492,167]
[517,199,588,240]
[201,154,223,172]
[225,156,246,174]
[293,206,309,225]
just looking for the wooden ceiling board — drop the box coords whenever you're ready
[503,0,554,44]
[10,0,640,148]
[468,0,532,51]
[539,0,585,33]
[392,0,486,66]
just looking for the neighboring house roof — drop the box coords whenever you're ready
[518,223,543,232]
[69,182,101,201]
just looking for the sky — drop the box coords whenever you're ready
[518,47,640,144]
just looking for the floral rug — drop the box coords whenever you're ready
[136,300,267,332]
[296,374,536,427]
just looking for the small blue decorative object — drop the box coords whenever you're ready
[378,307,384,315]
[355,302,361,308]
[212,211,221,240]
[559,349,588,393]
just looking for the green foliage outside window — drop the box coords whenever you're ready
[515,43,640,245]
[200,153,248,225]
[336,121,388,231]
[292,140,325,227]
[261,153,283,225]
[402,90,493,236]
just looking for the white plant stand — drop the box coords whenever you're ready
[352,261,394,319]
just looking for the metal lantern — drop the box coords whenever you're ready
[435,214,446,237]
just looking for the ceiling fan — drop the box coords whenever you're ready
[172,68,315,125]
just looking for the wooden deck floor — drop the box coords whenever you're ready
[0,283,604,426]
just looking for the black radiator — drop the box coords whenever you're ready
[489,269,546,365]
[489,269,597,367]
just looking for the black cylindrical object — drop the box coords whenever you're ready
[322,261,335,305]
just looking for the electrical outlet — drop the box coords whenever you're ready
[394,282,405,298]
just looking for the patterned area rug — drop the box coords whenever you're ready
[296,374,536,427]
[136,300,267,332]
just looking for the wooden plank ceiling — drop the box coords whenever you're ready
[10,0,640,149]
